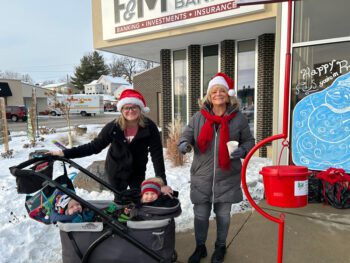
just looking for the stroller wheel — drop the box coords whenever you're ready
[171,249,178,262]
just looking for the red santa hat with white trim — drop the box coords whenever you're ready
[117,89,150,113]
[207,72,236,96]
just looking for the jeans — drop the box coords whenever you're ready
[193,202,232,247]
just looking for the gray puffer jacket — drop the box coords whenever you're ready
[178,105,255,204]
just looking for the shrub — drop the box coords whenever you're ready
[165,118,187,167]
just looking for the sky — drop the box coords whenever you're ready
[0,1,113,84]
[0,122,270,262]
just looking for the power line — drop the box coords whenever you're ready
[6,63,77,69]
[12,70,73,73]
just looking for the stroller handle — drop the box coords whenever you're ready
[9,167,37,178]
[10,155,127,198]
[11,155,165,262]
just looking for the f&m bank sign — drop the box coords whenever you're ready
[101,0,265,40]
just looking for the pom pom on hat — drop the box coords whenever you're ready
[207,72,236,96]
[57,194,71,209]
[141,181,161,196]
[117,89,150,113]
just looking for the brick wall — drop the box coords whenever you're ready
[257,34,275,157]
[160,49,172,143]
[220,40,236,79]
[188,45,201,117]
[133,66,161,125]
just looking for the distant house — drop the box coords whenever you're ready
[84,75,131,96]
[84,80,103,94]
[42,82,80,94]
[0,79,48,113]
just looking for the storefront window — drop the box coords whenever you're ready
[173,50,187,123]
[202,45,219,95]
[292,42,350,106]
[237,39,256,135]
[291,42,350,171]
[294,0,350,43]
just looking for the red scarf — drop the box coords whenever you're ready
[197,109,237,170]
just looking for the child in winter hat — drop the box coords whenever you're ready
[140,178,163,203]
[50,193,94,223]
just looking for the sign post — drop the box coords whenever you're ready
[0,98,9,152]
[239,0,297,263]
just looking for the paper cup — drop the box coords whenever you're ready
[227,141,239,155]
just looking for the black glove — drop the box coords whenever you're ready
[230,147,245,159]
[178,143,192,154]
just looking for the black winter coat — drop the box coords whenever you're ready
[63,118,166,189]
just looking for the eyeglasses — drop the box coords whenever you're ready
[122,106,139,112]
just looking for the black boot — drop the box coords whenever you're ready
[171,249,178,262]
[211,245,226,263]
[188,245,207,263]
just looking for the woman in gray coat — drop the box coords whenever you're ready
[178,73,255,263]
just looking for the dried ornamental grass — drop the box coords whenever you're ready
[165,118,187,167]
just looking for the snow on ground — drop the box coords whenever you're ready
[0,125,271,263]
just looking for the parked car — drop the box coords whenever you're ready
[6,106,27,122]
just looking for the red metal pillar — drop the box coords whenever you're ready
[240,0,293,262]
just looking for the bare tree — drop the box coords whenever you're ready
[58,75,72,84]
[109,56,150,84]
[1,71,22,80]
[108,55,159,84]
[22,74,34,84]
[45,88,74,148]
[0,70,34,84]
[109,56,126,78]
[41,80,56,86]
[138,60,156,71]
[122,57,138,83]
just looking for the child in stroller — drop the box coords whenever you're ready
[50,192,95,223]
[58,176,181,263]
[11,155,181,262]
[52,177,179,224]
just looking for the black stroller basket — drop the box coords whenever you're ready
[10,155,175,263]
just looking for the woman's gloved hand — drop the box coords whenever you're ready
[230,147,245,159]
[178,142,192,154]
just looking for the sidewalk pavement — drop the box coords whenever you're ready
[175,201,350,263]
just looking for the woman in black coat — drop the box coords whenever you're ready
[50,89,172,197]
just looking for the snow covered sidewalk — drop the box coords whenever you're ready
[0,125,270,262]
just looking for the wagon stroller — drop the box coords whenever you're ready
[10,154,181,263]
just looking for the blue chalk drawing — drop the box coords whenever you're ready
[292,71,350,172]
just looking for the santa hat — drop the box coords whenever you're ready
[207,72,236,96]
[117,89,150,113]
[141,181,161,196]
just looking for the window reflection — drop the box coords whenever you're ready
[291,42,350,107]
[294,0,350,43]
[202,45,219,95]
[173,50,187,123]
[237,40,256,135]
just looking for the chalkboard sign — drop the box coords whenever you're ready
[292,71,350,172]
